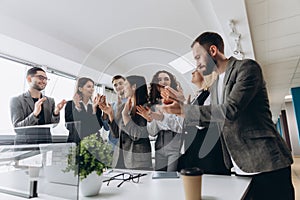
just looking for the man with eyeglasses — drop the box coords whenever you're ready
[10,67,66,144]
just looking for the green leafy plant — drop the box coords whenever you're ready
[64,134,113,181]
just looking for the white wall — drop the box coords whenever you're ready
[0,33,113,88]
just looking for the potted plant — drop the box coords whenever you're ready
[64,133,113,196]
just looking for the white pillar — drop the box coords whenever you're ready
[284,101,300,156]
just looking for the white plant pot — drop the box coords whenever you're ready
[79,172,104,197]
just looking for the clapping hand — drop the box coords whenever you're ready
[98,95,114,121]
[93,93,101,113]
[160,86,185,117]
[160,86,185,104]
[159,101,185,117]
[122,98,133,125]
[54,99,67,115]
[137,105,165,122]
[33,97,47,117]
[136,105,152,122]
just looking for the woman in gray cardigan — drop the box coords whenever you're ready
[99,75,152,170]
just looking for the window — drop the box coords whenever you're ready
[0,57,28,134]
[44,73,76,136]
[0,57,76,135]
[0,55,113,136]
[44,73,76,124]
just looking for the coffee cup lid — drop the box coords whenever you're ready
[180,167,203,176]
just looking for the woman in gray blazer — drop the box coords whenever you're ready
[99,75,152,170]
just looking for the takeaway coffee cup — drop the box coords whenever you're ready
[180,167,203,200]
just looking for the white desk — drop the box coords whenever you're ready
[96,172,251,200]
[0,170,251,200]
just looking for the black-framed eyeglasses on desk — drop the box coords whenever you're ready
[103,172,147,187]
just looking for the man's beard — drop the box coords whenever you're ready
[32,83,45,91]
[203,54,217,76]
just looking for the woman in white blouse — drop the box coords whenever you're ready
[137,70,184,171]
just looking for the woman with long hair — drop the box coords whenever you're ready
[137,70,183,171]
[65,77,108,143]
[177,68,230,175]
[99,75,152,170]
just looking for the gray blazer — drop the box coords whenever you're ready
[10,91,60,127]
[184,57,293,173]
[109,104,152,170]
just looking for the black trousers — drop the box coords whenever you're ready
[243,166,294,200]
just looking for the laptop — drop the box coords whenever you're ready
[14,126,52,145]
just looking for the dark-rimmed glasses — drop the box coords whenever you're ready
[33,75,50,81]
[103,172,147,187]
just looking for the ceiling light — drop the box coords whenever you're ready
[284,95,292,101]
[168,51,195,74]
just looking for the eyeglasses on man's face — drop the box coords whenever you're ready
[33,75,50,81]
[103,172,147,187]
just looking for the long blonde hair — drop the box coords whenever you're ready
[201,71,218,90]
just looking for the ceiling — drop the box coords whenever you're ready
[0,0,299,121]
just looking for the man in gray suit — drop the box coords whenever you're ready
[161,32,294,199]
[10,67,66,143]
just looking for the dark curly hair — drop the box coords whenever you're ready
[149,70,178,105]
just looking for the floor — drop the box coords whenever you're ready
[292,156,300,200]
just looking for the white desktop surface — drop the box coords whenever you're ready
[96,172,250,200]
[0,170,251,200]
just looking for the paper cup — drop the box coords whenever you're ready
[180,167,203,200]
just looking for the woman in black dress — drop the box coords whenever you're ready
[65,77,108,143]
[178,69,230,175]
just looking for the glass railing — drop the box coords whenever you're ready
[0,122,81,200]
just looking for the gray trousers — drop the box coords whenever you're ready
[154,131,181,171]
